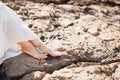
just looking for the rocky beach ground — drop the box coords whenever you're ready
[0,0,120,80]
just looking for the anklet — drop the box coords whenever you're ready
[35,47,43,55]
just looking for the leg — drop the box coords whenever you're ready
[18,41,45,60]
[29,39,63,57]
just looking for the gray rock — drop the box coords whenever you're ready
[2,53,76,79]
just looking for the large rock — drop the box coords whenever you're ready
[2,0,120,5]
[42,62,120,80]
[2,0,120,74]
[2,53,76,79]
[0,0,120,80]
[33,0,120,5]
[68,0,120,5]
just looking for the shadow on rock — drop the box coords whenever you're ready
[1,53,77,80]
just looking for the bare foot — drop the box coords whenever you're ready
[29,39,67,57]
[18,41,46,60]
[23,49,46,60]
[47,49,67,57]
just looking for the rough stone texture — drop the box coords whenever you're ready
[0,0,120,80]
[68,0,120,5]
[34,0,68,4]
[20,71,45,80]
[42,62,120,80]
[2,54,76,79]
[15,3,120,64]
[1,0,120,5]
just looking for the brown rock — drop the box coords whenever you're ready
[20,71,45,80]
[42,62,119,80]
[113,65,120,79]
[34,0,68,4]
[68,0,120,5]
[1,1,120,80]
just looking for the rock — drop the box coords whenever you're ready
[42,62,120,80]
[87,27,99,36]
[34,0,68,4]
[1,0,120,80]
[100,0,120,5]
[114,66,120,79]
[67,33,108,63]
[57,18,74,27]
[68,0,97,5]
[3,0,120,5]
[20,71,45,80]
[68,0,120,5]
[2,54,76,79]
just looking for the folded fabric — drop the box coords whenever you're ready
[0,2,39,64]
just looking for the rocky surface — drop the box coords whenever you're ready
[0,0,120,80]
[20,71,45,80]
[42,62,120,80]
[2,54,76,79]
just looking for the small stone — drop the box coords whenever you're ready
[20,71,46,80]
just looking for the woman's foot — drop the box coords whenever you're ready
[22,48,46,60]
[18,41,46,60]
[46,49,67,57]
[29,39,66,57]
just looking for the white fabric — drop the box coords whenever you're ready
[0,44,22,64]
[0,2,39,64]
